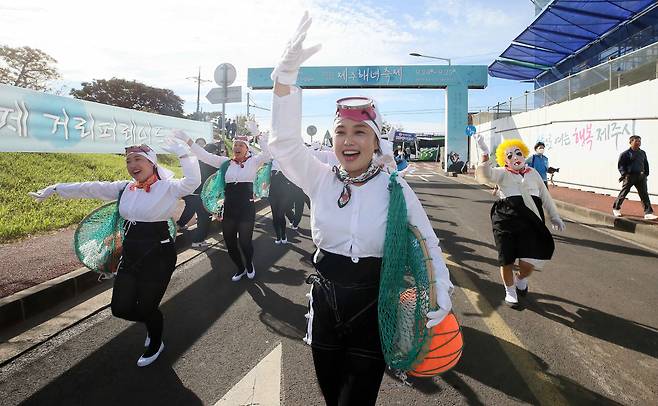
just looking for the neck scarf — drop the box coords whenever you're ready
[505,166,531,175]
[232,155,250,168]
[129,173,158,192]
[333,162,381,208]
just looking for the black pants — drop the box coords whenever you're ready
[269,171,292,240]
[286,184,305,227]
[177,194,211,243]
[613,173,654,214]
[223,183,256,272]
[307,250,386,406]
[111,221,176,354]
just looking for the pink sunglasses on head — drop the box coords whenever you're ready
[335,97,379,132]
[125,144,152,154]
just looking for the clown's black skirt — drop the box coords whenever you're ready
[490,195,555,266]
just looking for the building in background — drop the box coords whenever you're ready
[472,0,658,201]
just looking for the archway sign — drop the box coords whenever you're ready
[247,65,487,170]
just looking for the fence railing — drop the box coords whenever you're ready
[473,41,658,125]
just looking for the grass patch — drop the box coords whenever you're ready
[0,152,183,243]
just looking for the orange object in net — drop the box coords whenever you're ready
[408,312,463,377]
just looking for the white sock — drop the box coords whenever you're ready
[505,285,516,295]
[515,276,528,290]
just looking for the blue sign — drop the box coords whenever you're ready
[393,130,417,142]
[0,84,212,153]
[465,125,476,136]
[248,65,487,89]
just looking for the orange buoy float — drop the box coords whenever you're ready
[408,312,463,377]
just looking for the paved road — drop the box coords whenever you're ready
[1,169,657,405]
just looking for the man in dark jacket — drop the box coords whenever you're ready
[612,135,656,220]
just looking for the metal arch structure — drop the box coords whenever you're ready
[248,65,488,171]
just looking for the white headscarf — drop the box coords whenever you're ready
[128,149,174,180]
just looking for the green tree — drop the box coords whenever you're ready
[0,45,61,91]
[70,78,185,117]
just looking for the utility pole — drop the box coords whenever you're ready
[186,67,212,119]
[247,93,250,117]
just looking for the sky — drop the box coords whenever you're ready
[1,0,536,139]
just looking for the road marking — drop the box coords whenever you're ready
[215,343,282,406]
[445,255,569,406]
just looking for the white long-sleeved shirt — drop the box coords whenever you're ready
[190,140,271,184]
[476,160,560,220]
[54,156,201,222]
[269,86,453,292]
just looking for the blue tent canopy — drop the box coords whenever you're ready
[489,60,547,80]
[489,0,656,80]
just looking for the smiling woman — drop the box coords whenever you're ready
[268,12,453,405]
[27,137,200,368]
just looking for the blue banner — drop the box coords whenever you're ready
[248,65,487,89]
[0,84,213,153]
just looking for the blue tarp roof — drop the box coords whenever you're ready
[489,0,657,80]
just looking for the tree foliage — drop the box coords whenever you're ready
[0,45,61,91]
[70,78,185,117]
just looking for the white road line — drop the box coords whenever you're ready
[215,343,282,406]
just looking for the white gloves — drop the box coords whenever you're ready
[172,129,192,145]
[270,11,322,85]
[426,284,452,328]
[161,137,190,157]
[551,217,566,232]
[28,185,58,202]
[474,133,489,155]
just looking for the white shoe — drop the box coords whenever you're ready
[137,342,164,367]
[231,269,247,282]
[290,224,299,230]
[191,241,210,248]
[612,209,622,217]
[504,287,518,306]
[144,334,150,348]
[247,265,256,279]
[644,213,658,220]
[280,238,288,244]
[274,239,281,245]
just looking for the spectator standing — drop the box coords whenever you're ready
[613,135,656,220]
[527,142,549,188]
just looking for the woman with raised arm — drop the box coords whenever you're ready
[173,123,271,281]
[29,138,200,367]
[268,13,453,405]
[474,134,565,306]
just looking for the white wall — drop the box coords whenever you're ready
[472,78,658,201]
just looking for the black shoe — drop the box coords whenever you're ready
[516,286,528,297]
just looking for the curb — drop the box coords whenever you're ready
[441,173,658,250]
[0,199,270,331]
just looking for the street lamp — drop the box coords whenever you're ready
[409,52,451,65]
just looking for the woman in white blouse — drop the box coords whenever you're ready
[268,13,453,405]
[173,127,271,282]
[474,135,565,306]
[29,139,200,367]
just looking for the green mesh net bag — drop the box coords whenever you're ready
[74,200,125,278]
[201,160,231,215]
[378,172,437,372]
[74,194,177,278]
[253,161,272,199]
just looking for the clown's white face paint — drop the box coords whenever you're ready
[504,146,526,171]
